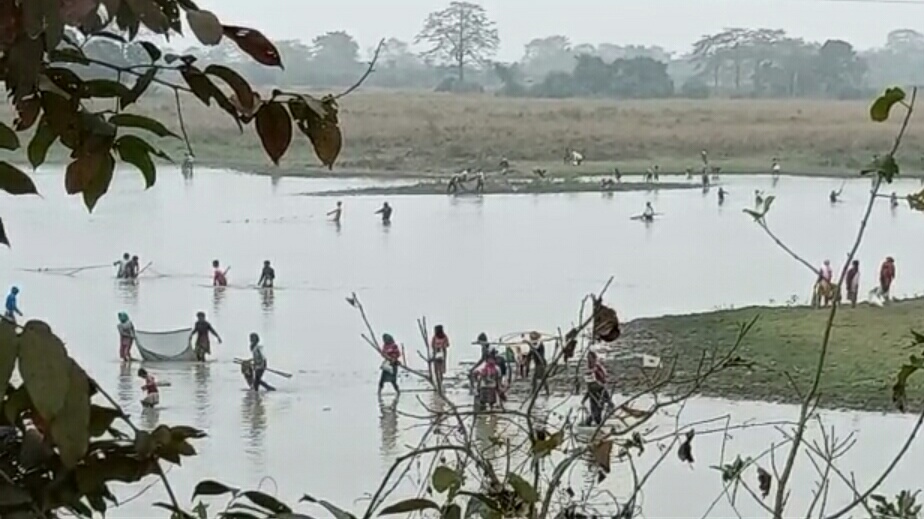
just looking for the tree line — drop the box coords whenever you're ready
[78,1,924,101]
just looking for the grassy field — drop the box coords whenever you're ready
[606,299,924,412]
[11,90,924,177]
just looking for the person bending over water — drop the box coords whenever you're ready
[189,312,222,362]
[138,368,160,408]
[257,260,275,288]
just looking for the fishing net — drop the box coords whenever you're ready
[134,328,196,362]
[592,297,621,343]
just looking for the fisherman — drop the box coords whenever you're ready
[891,192,900,209]
[257,260,275,289]
[503,344,517,383]
[138,368,160,408]
[114,253,130,278]
[701,170,710,187]
[376,202,393,224]
[181,153,194,177]
[582,351,610,426]
[645,167,653,183]
[653,165,660,182]
[430,325,450,387]
[642,202,655,221]
[117,312,136,362]
[718,187,727,204]
[248,332,269,391]
[878,256,896,303]
[378,334,402,395]
[189,311,222,362]
[328,201,343,223]
[845,260,860,308]
[771,157,781,176]
[475,170,486,193]
[468,333,491,393]
[527,332,550,397]
[123,255,140,280]
[4,286,22,324]
[614,167,622,183]
[212,260,228,287]
[473,352,504,411]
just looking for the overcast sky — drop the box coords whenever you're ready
[195,0,924,59]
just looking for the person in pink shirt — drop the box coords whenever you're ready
[379,334,402,395]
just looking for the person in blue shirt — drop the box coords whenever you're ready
[5,287,22,324]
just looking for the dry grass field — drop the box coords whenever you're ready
[10,90,924,176]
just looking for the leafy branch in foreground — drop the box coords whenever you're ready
[0,0,383,245]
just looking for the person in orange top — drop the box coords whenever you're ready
[379,334,402,395]
[879,256,897,302]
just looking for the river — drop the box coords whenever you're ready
[1,168,922,517]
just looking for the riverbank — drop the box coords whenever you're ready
[304,178,700,197]
[487,299,924,413]
[11,92,924,178]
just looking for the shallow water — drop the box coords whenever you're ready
[2,168,923,517]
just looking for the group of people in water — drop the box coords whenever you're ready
[325,201,393,225]
[113,253,143,280]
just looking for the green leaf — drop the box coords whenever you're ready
[88,405,123,437]
[743,208,763,221]
[0,122,20,151]
[19,322,72,422]
[241,491,292,515]
[879,154,900,183]
[28,115,58,170]
[0,218,8,247]
[109,113,178,139]
[255,102,292,165]
[300,494,357,519]
[0,162,39,195]
[124,0,170,34]
[379,498,440,515]
[441,504,461,519]
[121,68,158,109]
[187,9,222,45]
[205,64,255,111]
[79,79,132,100]
[137,41,162,62]
[530,430,564,457]
[0,321,20,390]
[115,135,157,188]
[152,502,197,519]
[431,465,462,494]
[506,474,539,504]
[192,480,237,498]
[871,87,906,122]
[762,195,775,214]
[76,152,116,212]
[49,360,91,468]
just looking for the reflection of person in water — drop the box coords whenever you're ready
[378,395,399,459]
[241,390,267,470]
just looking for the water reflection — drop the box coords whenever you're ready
[378,394,399,460]
[117,362,134,407]
[140,406,161,430]
[260,287,275,313]
[241,390,267,471]
[212,287,227,314]
[193,363,211,428]
[116,279,139,307]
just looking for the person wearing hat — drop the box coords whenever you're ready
[4,286,22,324]
[379,334,402,395]
[116,312,136,362]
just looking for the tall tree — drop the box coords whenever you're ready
[416,1,500,82]
[521,35,573,77]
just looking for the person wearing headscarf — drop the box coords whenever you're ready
[379,334,402,395]
[116,312,136,362]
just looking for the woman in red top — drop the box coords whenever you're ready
[430,325,450,387]
[379,334,402,395]
[879,256,896,302]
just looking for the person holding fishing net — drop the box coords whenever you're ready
[116,312,136,363]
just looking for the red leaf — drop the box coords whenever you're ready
[254,102,291,165]
[65,152,107,194]
[222,26,282,68]
[14,96,41,131]
[0,0,21,51]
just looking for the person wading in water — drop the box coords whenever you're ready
[138,368,160,408]
[430,325,450,388]
[376,202,393,224]
[473,352,505,411]
[257,260,275,289]
[468,333,491,394]
[527,331,550,397]
[189,312,222,362]
[212,260,229,287]
[117,312,136,362]
[328,201,343,224]
[582,351,612,426]
[379,334,402,395]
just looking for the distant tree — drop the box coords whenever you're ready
[521,35,574,78]
[866,29,924,88]
[532,71,576,98]
[416,1,500,83]
[815,39,867,98]
[311,31,360,69]
[493,62,527,96]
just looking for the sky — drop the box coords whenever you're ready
[195,0,924,60]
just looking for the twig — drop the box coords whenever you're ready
[175,90,194,156]
[335,39,385,100]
